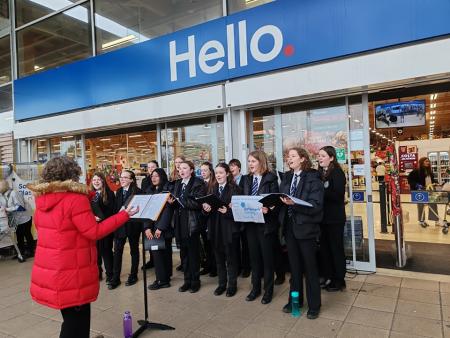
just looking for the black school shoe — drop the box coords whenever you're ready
[190,282,201,293]
[178,282,191,292]
[261,291,273,304]
[148,281,171,290]
[108,280,121,290]
[125,275,138,286]
[326,280,346,292]
[226,287,237,297]
[245,289,261,301]
[214,285,226,296]
[282,301,303,313]
[307,309,320,319]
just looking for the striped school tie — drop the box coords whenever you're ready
[288,174,299,218]
[251,177,258,196]
[218,185,224,197]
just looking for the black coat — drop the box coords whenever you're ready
[90,189,115,221]
[407,168,436,190]
[114,186,145,238]
[172,176,207,239]
[204,182,242,246]
[143,183,174,239]
[279,170,324,240]
[241,171,280,234]
[141,175,151,193]
[321,167,346,225]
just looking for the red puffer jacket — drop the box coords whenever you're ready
[28,180,129,310]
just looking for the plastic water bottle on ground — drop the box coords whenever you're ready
[291,291,301,318]
[123,311,132,338]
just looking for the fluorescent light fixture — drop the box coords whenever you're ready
[430,94,438,100]
[431,116,435,120]
[128,134,142,138]
[61,135,73,139]
[34,65,43,71]
[102,35,137,50]
[100,138,111,141]
[135,141,146,144]
[430,103,436,108]
[253,119,268,123]
[430,110,436,115]
[353,119,360,123]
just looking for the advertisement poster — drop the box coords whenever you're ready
[398,145,418,193]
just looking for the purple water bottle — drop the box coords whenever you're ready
[123,311,132,338]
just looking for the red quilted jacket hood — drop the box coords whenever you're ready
[28,180,129,310]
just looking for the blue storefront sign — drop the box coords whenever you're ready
[352,191,365,203]
[14,0,450,120]
[411,191,429,203]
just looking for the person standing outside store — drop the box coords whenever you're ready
[279,147,323,319]
[141,160,159,192]
[408,157,439,227]
[241,150,279,304]
[170,161,206,293]
[28,156,137,338]
[109,170,145,289]
[170,155,186,182]
[229,158,251,278]
[317,146,347,292]
[90,172,116,284]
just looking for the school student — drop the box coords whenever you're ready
[170,161,206,293]
[202,163,242,297]
[241,150,279,304]
[279,147,324,319]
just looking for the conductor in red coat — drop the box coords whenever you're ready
[28,156,138,338]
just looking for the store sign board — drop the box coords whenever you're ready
[411,191,429,203]
[14,0,450,120]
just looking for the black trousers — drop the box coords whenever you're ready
[97,233,114,280]
[286,222,321,311]
[246,224,275,294]
[60,303,90,338]
[240,229,250,272]
[153,238,173,283]
[274,235,288,277]
[319,223,346,285]
[113,232,140,281]
[180,232,201,285]
[215,233,240,288]
[16,219,34,254]
[200,229,216,273]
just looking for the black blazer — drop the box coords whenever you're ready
[91,189,115,221]
[241,171,280,234]
[114,186,145,238]
[172,176,207,237]
[321,167,346,225]
[141,175,151,193]
[143,183,174,239]
[279,170,324,240]
[407,168,436,190]
[204,182,242,246]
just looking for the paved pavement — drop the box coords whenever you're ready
[1,252,450,338]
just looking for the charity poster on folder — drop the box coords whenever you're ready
[129,193,170,220]
[230,195,265,223]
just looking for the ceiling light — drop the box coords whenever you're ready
[61,135,74,139]
[430,110,436,115]
[128,134,142,138]
[102,35,137,50]
[100,138,111,141]
[430,94,438,100]
[353,119,360,123]
[431,116,435,120]
[430,103,436,108]
[253,119,268,123]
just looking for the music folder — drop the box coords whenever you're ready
[129,193,170,220]
[259,193,313,208]
[144,237,166,251]
[195,194,227,209]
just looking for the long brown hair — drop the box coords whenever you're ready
[287,147,312,171]
[248,150,270,175]
[90,172,112,205]
[181,160,196,177]
[201,161,216,193]
[216,162,236,185]
[418,157,432,177]
[170,155,186,181]
[318,146,341,179]
[122,170,138,195]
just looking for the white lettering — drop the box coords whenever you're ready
[226,24,236,69]
[250,25,283,62]
[170,35,196,82]
[238,21,248,67]
[199,40,225,74]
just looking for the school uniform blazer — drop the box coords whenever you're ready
[91,189,115,221]
[278,170,324,240]
[241,171,280,234]
[321,167,346,225]
[172,176,206,236]
[113,186,145,238]
[205,183,242,245]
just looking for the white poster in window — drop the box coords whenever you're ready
[350,130,364,151]
[353,164,365,176]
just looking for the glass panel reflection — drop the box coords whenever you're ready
[15,0,78,27]
[227,0,273,14]
[0,0,9,31]
[0,84,12,113]
[0,35,11,85]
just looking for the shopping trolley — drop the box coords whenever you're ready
[0,212,25,262]
[413,190,449,235]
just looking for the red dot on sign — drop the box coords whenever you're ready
[284,44,295,56]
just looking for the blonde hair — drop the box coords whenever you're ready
[248,150,270,175]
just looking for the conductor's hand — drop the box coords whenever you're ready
[218,206,227,214]
[145,229,153,240]
[281,196,295,205]
[125,205,139,216]
[168,196,175,204]
[203,203,212,213]
[262,207,269,214]
[155,229,162,239]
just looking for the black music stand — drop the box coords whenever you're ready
[132,231,175,337]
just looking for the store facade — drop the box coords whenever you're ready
[6,0,450,273]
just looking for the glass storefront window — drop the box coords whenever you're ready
[95,0,222,54]
[162,116,225,177]
[85,130,158,190]
[249,108,276,171]
[15,0,79,28]
[0,0,9,31]
[17,3,92,77]
[0,84,12,113]
[227,0,273,14]
[31,138,49,163]
[0,35,11,85]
